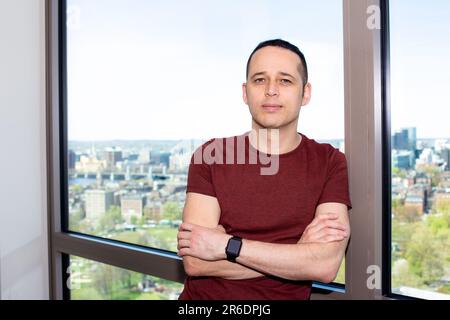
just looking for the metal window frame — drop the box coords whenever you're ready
[46,0,403,300]
[311,0,385,299]
[381,0,393,299]
[46,0,185,300]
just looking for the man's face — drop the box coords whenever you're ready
[243,46,311,130]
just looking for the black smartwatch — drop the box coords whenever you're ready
[225,236,242,263]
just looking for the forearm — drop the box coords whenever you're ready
[183,256,265,280]
[236,239,347,282]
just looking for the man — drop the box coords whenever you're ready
[177,39,352,300]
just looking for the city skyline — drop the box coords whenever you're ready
[67,133,450,143]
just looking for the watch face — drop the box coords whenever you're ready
[227,238,241,254]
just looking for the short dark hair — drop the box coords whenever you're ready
[246,39,308,86]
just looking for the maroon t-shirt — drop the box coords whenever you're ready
[179,132,352,300]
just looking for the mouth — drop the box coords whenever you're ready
[262,104,282,112]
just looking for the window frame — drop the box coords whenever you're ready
[46,0,409,300]
[46,0,185,300]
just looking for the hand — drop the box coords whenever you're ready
[177,223,232,261]
[298,213,349,244]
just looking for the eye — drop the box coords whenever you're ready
[280,79,292,84]
[253,78,265,84]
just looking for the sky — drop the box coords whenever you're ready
[66,0,450,141]
[390,0,450,139]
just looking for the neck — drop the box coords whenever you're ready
[249,121,301,155]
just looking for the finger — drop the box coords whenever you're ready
[324,220,347,231]
[322,228,348,237]
[307,221,346,236]
[313,227,348,239]
[304,224,329,237]
[180,222,194,231]
[178,248,191,257]
[177,231,191,240]
[307,213,339,228]
[321,223,347,235]
[325,234,346,242]
[301,228,347,244]
[177,240,190,250]
[318,234,346,243]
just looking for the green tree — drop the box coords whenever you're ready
[93,263,115,299]
[162,202,182,221]
[418,165,441,187]
[426,212,450,288]
[69,209,84,231]
[392,217,419,257]
[70,184,84,194]
[395,205,421,223]
[392,258,422,289]
[434,198,450,215]
[392,198,402,213]
[405,224,445,286]
[395,168,407,179]
[130,215,138,226]
[427,211,450,234]
[117,268,136,290]
[98,206,124,233]
[392,166,400,176]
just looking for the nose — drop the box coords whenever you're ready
[265,82,279,97]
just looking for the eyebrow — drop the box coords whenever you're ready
[250,71,296,80]
[279,72,296,79]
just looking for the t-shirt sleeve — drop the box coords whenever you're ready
[317,149,352,211]
[186,144,217,198]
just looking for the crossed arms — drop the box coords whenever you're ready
[177,192,351,283]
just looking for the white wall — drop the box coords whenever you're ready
[0,0,49,299]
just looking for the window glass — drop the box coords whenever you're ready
[390,0,450,299]
[66,0,346,283]
[68,256,183,300]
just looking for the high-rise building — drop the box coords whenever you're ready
[85,189,114,220]
[393,127,417,167]
[441,147,450,171]
[68,149,76,170]
[392,150,414,169]
[393,130,407,150]
[150,150,171,168]
[393,127,417,152]
[407,127,417,152]
[105,147,123,170]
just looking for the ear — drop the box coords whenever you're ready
[301,83,312,106]
[242,83,248,105]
